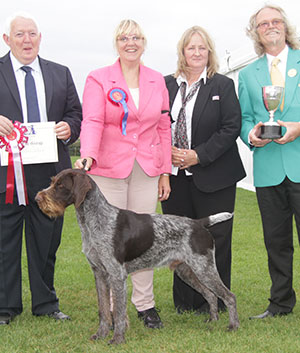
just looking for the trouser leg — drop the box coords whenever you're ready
[0,193,24,316]
[256,178,300,313]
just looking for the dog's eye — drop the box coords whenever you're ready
[55,181,64,189]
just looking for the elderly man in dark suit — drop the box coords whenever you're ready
[0,12,82,325]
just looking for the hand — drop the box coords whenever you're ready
[273,120,300,144]
[158,174,171,201]
[0,115,14,137]
[172,146,199,169]
[74,157,94,171]
[55,121,71,140]
[249,122,272,147]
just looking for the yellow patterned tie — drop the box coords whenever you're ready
[270,57,285,111]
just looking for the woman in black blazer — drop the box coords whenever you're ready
[162,26,246,313]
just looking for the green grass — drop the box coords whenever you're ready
[1,187,300,353]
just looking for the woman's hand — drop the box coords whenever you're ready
[74,157,94,171]
[158,174,171,201]
[172,146,199,169]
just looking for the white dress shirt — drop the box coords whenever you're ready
[266,44,288,78]
[10,53,48,123]
[171,68,207,175]
[129,88,139,109]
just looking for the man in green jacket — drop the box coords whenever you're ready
[239,4,300,318]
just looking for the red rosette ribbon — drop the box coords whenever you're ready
[0,121,28,205]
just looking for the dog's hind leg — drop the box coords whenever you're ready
[175,263,219,321]
[186,255,239,331]
[109,277,128,345]
[90,267,111,341]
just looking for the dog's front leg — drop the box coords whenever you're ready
[90,267,111,341]
[109,278,127,345]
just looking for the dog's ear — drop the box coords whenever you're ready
[73,171,92,208]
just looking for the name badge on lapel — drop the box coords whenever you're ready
[288,69,297,77]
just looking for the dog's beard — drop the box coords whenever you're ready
[36,191,65,218]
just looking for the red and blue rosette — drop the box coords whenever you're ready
[108,87,129,135]
[0,121,28,205]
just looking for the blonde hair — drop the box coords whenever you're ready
[113,19,147,49]
[246,4,300,56]
[175,26,219,79]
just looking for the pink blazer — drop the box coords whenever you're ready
[80,59,172,178]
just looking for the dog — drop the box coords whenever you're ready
[35,168,239,344]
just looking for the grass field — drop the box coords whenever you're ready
[1,185,300,352]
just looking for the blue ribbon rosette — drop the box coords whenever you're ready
[107,88,129,135]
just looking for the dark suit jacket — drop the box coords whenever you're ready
[0,52,82,193]
[165,73,246,192]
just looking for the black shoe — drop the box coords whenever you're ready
[249,310,290,319]
[47,311,71,321]
[0,313,15,325]
[137,307,163,329]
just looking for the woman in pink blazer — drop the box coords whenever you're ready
[75,19,172,329]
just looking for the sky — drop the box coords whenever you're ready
[0,0,299,97]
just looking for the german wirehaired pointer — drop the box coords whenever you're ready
[35,168,239,344]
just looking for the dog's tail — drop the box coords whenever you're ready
[200,212,233,228]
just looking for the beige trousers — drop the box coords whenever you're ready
[90,161,159,312]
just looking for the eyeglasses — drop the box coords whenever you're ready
[117,35,143,43]
[256,19,284,30]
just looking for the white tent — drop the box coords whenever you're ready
[220,44,258,192]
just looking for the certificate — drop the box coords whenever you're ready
[0,122,58,166]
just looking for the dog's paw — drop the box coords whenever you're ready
[208,313,219,322]
[90,326,110,341]
[109,334,125,345]
[204,315,219,323]
[90,333,99,341]
[227,322,239,331]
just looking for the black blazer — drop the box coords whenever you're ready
[165,73,246,192]
[0,52,82,192]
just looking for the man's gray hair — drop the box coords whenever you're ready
[246,4,300,56]
[3,11,40,36]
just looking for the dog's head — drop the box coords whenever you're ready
[35,168,93,218]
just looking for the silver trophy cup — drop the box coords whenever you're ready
[260,85,284,139]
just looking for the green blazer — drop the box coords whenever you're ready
[239,47,300,187]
